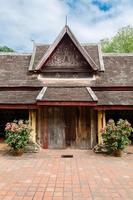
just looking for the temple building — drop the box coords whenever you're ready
[0,25,132,148]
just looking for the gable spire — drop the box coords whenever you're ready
[35,25,98,71]
[65,15,68,26]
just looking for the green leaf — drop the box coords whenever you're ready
[101,25,133,53]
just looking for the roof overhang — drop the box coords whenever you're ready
[36,86,98,106]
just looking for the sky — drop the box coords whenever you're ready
[0,0,133,52]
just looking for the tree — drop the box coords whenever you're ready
[101,26,133,53]
[0,46,14,52]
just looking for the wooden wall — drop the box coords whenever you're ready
[38,106,96,149]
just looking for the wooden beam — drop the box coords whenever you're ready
[92,86,133,91]
[86,87,98,101]
[36,87,47,100]
[37,101,97,106]
[90,109,97,148]
[0,104,37,109]
[95,105,133,110]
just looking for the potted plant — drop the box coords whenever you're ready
[102,119,133,157]
[5,120,31,156]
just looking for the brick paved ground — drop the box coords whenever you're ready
[0,149,132,200]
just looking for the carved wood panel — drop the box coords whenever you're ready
[41,34,92,75]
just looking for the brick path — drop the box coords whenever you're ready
[0,149,132,200]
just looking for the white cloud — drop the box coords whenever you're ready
[0,0,133,52]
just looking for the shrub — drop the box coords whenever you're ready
[102,119,133,153]
[5,120,31,150]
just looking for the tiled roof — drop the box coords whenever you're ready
[0,54,42,87]
[0,90,40,104]
[95,91,133,105]
[38,87,96,102]
[96,55,133,86]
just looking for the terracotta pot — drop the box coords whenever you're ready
[113,149,123,157]
[13,149,24,156]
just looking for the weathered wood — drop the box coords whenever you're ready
[39,106,92,149]
[36,26,97,71]
[42,107,48,149]
[98,110,106,144]
[75,107,91,148]
[36,106,41,144]
[29,110,37,142]
[48,107,65,149]
[37,101,97,106]
[95,106,133,110]
[37,106,48,148]
[90,109,97,148]
[0,104,37,109]
[64,107,76,147]
[36,87,47,100]
[40,34,94,77]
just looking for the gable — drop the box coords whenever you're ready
[39,33,97,77]
[34,26,98,78]
[41,34,92,72]
[29,43,103,72]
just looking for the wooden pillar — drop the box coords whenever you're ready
[42,107,48,149]
[90,109,97,148]
[29,110,37,143]
[98,110,106,144]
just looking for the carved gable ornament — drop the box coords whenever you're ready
[35,25,98,73]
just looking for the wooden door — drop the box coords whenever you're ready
[48,107,65,149]
[41,106,91,149]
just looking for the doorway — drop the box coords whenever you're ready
[45,106,91,149]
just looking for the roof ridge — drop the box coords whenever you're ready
[0,52,31,56]
[82,43,98,46]
[103,53,133,56]
[35,43,50,47]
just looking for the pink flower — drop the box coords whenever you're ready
[101,127,106,134]
[5,123,11,130]
[18,120,23,125]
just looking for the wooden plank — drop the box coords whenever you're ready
[76,107,91,149]
[37,106,41,145]
[92,86,133,91]
[36,87,47,100]
[86,87,98,101]
[90,109,97,148]
[43,107,48,149]
[0,104,37,109]
[48,107,65,149]
[37,101,97,106]
[64,107,76,147]
[95,105,133,110]
[39,106,94,149]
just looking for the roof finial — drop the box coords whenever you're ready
[65,15,68,26]
[31,39,35,44]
